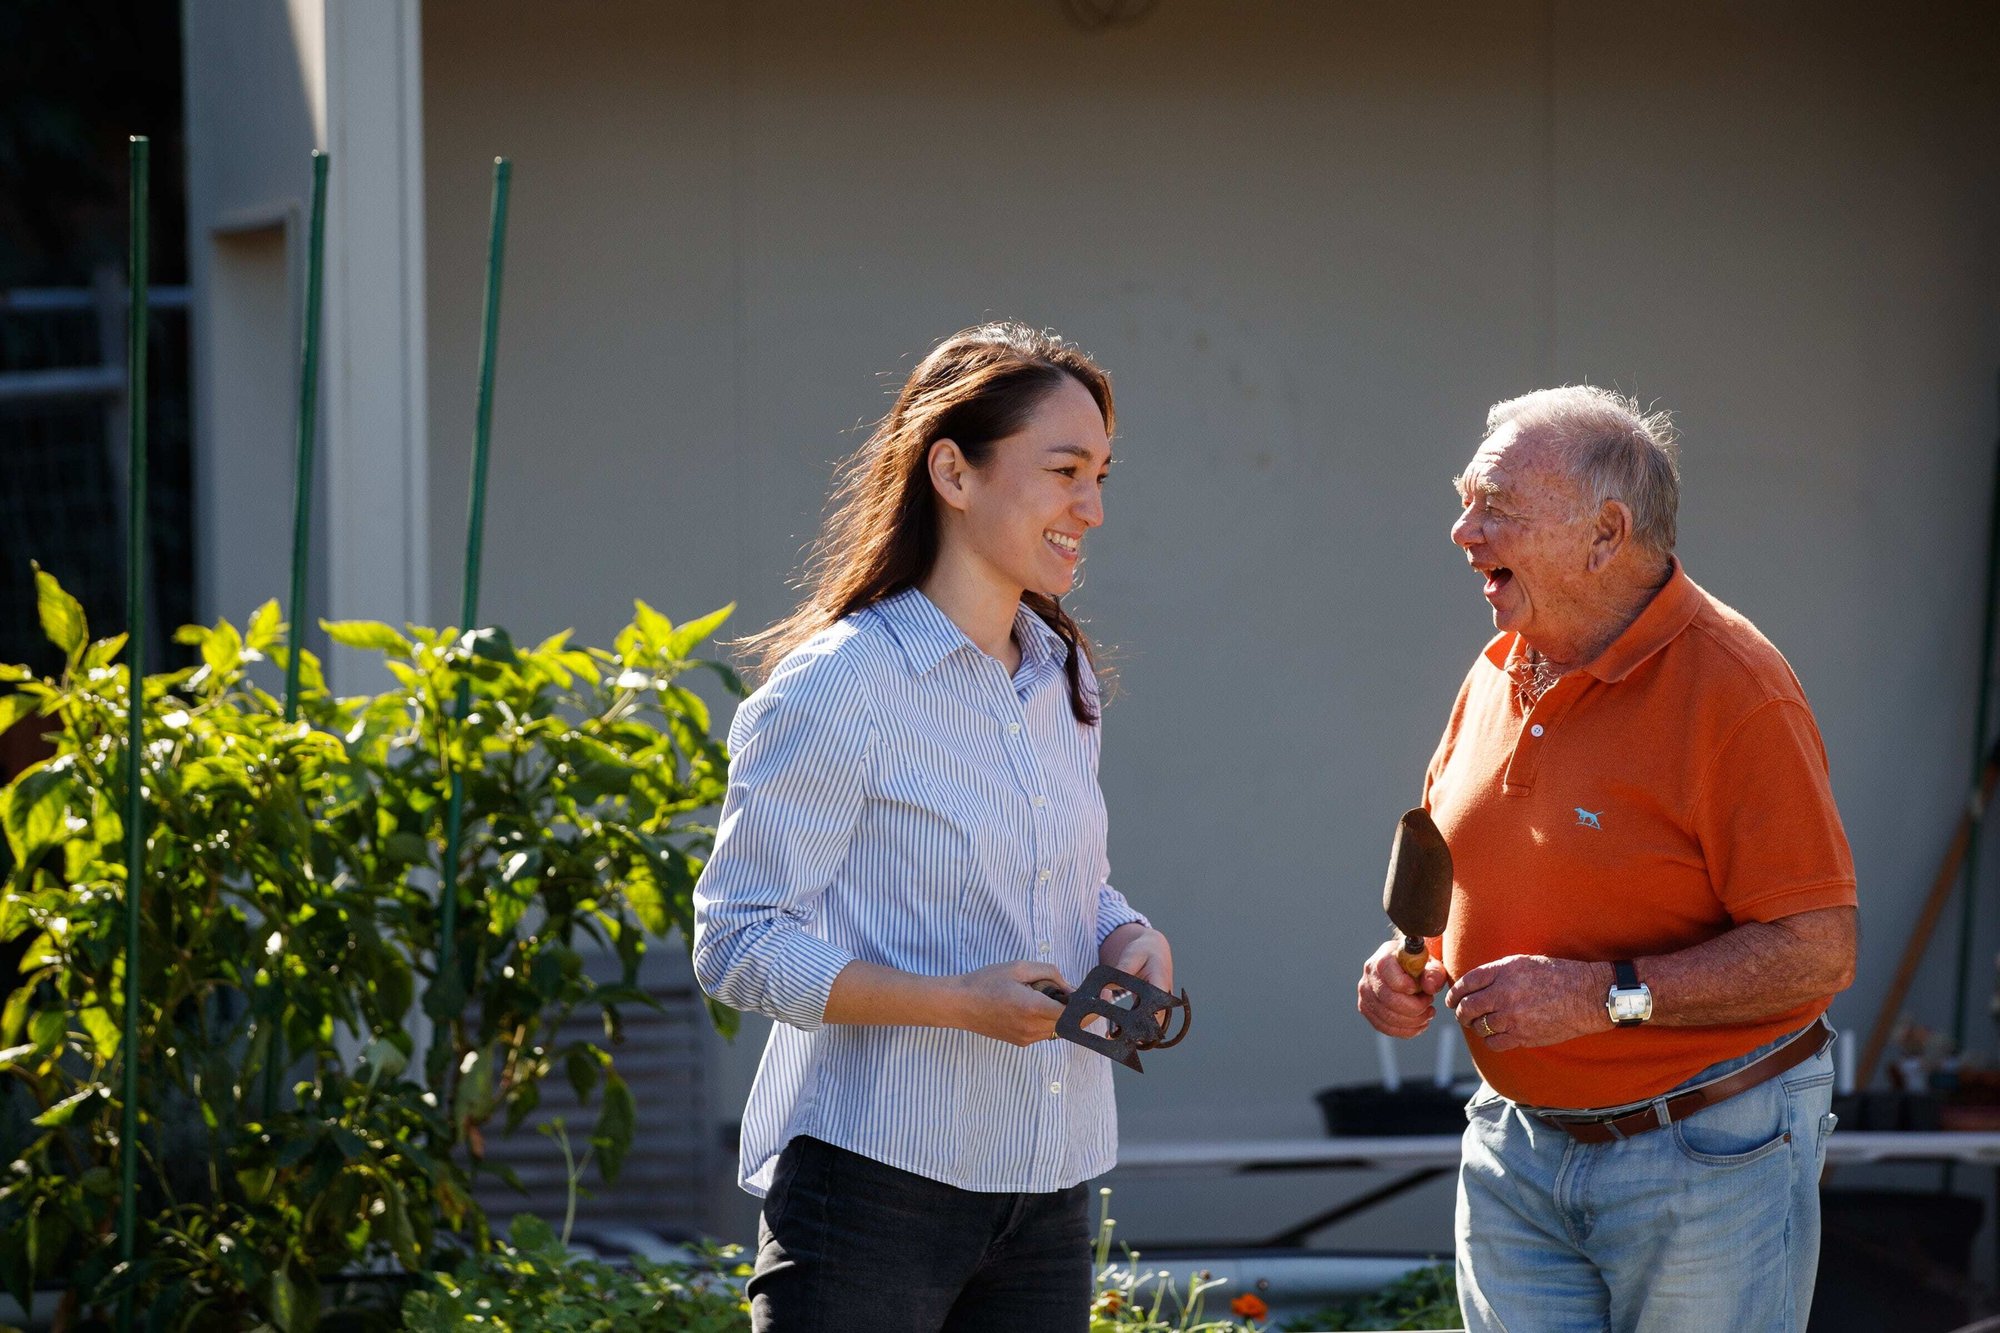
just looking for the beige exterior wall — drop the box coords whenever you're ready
[184,0,428,673]
[415,0,2000,1251]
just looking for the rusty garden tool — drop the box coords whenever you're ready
[1032,965,1191,1072]
[1384,807,1452,979]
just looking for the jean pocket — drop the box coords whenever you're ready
[1670,1082,1793,1167]
[1463,1084,1506,1122]
[1781,1068,1834,1095]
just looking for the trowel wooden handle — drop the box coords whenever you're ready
[1397,936,1429,979]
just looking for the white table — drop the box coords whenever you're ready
[1110,1132,2000,1246]
[1117,1130,2000,1173]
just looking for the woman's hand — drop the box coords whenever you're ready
[1101,923,1173,994]
[943,961,1070,1046]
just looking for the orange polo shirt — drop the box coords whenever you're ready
[1422,560,1856,1110]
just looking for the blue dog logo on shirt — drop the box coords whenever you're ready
[1575,808,1603,830]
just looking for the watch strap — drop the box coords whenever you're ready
[1612,959,1640,990]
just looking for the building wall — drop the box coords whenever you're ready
[183,0,427,670]
[420,0,2000,1250]
[182,0,323,631]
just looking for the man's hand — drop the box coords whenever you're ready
[1445,954,1611,1051]
[943,961,1069,1046]
[1357,938,1451,1038]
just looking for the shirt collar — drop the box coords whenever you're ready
[1480,557,1701,684]
[872,586,1064,678]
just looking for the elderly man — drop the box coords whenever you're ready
[1356,386,1856,1332]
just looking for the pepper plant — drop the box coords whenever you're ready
[0,571,739,1330]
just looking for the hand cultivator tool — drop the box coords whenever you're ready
[1034,966,1192,1072]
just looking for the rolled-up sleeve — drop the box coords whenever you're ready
[693,648,872,1030]
[1094,877,1149,948]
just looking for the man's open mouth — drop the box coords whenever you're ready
[1482,567,1513,595]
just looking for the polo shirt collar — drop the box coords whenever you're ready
[873,586,1063,678]
[1479,557,1701,684]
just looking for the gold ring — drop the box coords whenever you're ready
[1479,1015,1495,1037]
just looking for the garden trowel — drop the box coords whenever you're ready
[1383,807,1452,980]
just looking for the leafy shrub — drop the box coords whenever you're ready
[400,1213,747,1332]
[0,571,739,1330]
[1278,1262,1462,1331]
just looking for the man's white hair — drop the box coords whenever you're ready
[1485,386,1681,554]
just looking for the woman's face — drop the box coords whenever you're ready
[940,375,1111,598]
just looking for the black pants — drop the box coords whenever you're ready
[749,1136,1093,1332]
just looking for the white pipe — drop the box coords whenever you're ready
[1433,1023,1455,1088]
[1837,1028,1856,1095]
[1376,1031,1403,1091]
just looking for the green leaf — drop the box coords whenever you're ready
[1,764,70,867]
[0,692,38,736]
[32,1086,102,1128]
[461,627,517,663]
[565,1045,604,1103]
[508,1212,559,1257]
[81,632,129,670]
[266,1257,321,1333]
[0,986,33,1044]
[247,599,284,650]
[383,831,431,866]
[453,1047,496,1123]
[632,600,674,652]
[360,1034,408,1085]
[379,1176,422,1268]
[422,969,468,1024]
[666,604,735,659]
[623,859,669,936]
[202,620,244,678]
[28,1008,64,1056]
[592,1071,636,1184]
[321,619,414,655]
[33,567,87,665]
[79,1005,121,1062]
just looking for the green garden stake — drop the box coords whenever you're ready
[282,150,329,725]
[116,132,150,1333]
[261,150,330,1124]
[1951,370,2000,1053]
[435,158,511,1032]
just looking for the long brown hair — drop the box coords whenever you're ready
[742,321,1113,724]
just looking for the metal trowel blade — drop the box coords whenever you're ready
[1383,807,1452,938]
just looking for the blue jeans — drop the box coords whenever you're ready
[749,1136,1093,1332]
[1456,1028,1837,1333]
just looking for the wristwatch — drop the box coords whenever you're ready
[1605,960,1653,1027]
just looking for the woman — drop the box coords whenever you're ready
[692,322,1172,1332]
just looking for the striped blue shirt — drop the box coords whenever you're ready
[692,587,1148,1196]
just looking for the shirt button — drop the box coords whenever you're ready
[1038,941,1051,955]
[1033,795,1047,808]
[1008,722,1022,735]
[1049,1081,1062,1094]
[1530,724,1545,737]
[1038,868,1051,883]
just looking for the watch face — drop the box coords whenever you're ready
[1609,989,1651,1024]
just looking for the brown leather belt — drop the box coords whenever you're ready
[1532,1018,1834,1144]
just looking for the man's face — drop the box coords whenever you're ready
[1450,424,1598,648]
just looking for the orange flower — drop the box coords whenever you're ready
[1094,1290,1125,1314]
[1230,1292,1269,1320]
